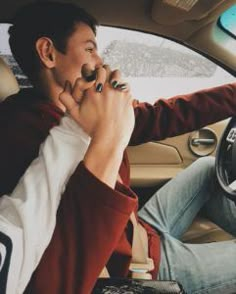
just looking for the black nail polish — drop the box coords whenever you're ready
[85,71,97,82]
[81,65,97,82]
[96,83,103,92]
[111,80,118,89]
[117,83,127,90]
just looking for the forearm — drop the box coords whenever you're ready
[131,82,236,145]
[84,138,124,188]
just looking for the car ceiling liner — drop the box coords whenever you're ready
[151,0,231,25]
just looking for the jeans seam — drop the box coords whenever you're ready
[169,182,209,235]
[159,235,176,281]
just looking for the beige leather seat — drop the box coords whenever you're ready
[182,216,234,243]
[0,56,19,101]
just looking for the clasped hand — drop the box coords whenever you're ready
[59,65,135,150]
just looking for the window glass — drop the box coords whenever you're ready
[0,24,234,99]
[218,5,236,39]
[97,26,235,103]
[0,24,31,88]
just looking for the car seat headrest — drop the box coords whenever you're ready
[0,56,19,102]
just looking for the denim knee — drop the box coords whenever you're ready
[191,156,215,181]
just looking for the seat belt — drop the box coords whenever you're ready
[99,267,110,278]
[128,211,154,279]
[99,211,154,280]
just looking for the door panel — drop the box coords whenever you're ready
[127,119,229,187]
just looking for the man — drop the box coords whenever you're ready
[0,115,91,293]
[1,1,236,293]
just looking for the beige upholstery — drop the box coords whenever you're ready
[0,56,19,101]
[182,216,235,243]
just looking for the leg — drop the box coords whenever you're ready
[138,157,215,239]
[202,178,236,236]
[158,234,236,293]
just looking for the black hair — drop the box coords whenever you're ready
[8,1,98,83]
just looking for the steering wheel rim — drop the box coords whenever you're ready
[216,117,236,202]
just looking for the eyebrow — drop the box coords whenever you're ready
[85,40,98,50]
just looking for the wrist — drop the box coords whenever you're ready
[92,125,129,151]
[83,138,124,188]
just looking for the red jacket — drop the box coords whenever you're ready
[0,83,236,293]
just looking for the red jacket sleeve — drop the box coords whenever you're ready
[131,83,236,145]
[0,91,137,294]
[0,94,62,196]
[26,162,137,294]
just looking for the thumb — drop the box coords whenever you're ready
[72,77,95,104]
[59,81,80,119]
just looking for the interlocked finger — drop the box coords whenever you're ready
[72,78,85,103]
[116,82,130,92]
[72,77,95,103]
[110,69,121,89]
[95,66,107,92]
[109,69,130,92]
[59,81,80,117]
[102,64,112,82]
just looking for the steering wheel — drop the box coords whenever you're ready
[216,117,236,202]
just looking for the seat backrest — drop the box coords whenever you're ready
[0,56,19,102]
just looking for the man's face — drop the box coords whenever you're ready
[53,22,102,87]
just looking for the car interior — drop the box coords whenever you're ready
[0,0,236,291]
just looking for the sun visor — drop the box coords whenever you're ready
[151,0,226,25]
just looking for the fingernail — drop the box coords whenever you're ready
[111,80,119,89]
[96,83,103,92]
[85,71,97,82]
[81,64,96,82]
[117,83,127,90]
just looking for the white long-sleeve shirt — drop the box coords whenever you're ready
[0,116,90,294]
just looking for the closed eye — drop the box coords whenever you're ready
[86,48,94,53]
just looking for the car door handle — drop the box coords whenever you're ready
[189,128,217,156]
[191,138,216,146]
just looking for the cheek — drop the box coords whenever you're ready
[65,52,88,74]
[54,59,84,86]
[54,50,93,87]
[65,57,96,84]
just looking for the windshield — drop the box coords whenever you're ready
[218,5,236,39]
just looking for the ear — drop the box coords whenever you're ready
[35,37,56,69]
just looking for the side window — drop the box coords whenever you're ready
[97,26,235,103]
[0,24,234,96]
[0,23,31,88]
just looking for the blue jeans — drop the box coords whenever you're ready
[138,156,236,294]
